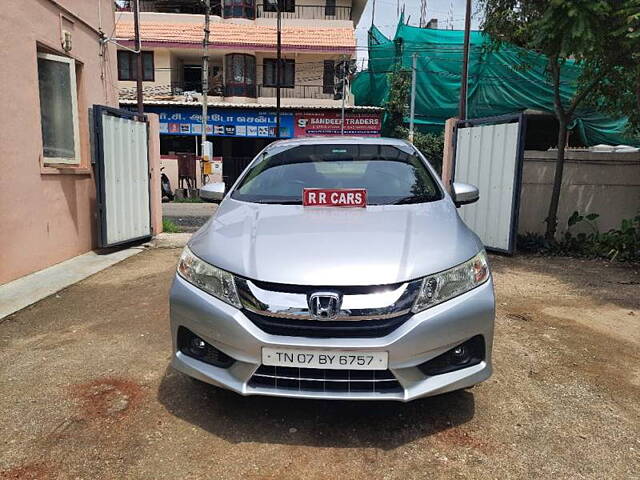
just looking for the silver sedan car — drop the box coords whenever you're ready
[170,137,494,401]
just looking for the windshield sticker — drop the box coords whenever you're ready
[303,188,367,208]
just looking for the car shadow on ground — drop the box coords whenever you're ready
[157,366,475,450]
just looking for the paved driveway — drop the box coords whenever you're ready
[0,249,638,479]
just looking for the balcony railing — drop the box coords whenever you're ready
[115,1,351,20]
[257,4,352,20]
[224,83,258,98]
[120,83,337,101]
[171,80,224,96]
[258,84,334,99]
[116,0,221,15]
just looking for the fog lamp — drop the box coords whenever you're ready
[177,327,235,368]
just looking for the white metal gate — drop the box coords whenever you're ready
[94,106,151,248]
[453,114,526,254]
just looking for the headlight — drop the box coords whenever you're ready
[412,251,490,313]
[177,246,242,308]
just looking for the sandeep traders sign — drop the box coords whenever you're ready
[138,106,381,138]
[294,112,381,137]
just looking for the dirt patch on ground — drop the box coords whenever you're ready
[0,463,55,480]
[71,377,144,421]
[0,249,638,479]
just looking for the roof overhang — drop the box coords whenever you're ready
[116,39,354,54]
[119,99,383,111]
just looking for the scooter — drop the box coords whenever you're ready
[161,167,174,201]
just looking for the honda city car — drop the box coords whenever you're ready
[169,137,494,401]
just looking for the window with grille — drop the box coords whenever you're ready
[323,60,335,94]
[325,0,336,16]
[117,51,154,81]
[263,59,295,88]
[263,0,295,13]
[225,54,257,97]
[224,0,256,19]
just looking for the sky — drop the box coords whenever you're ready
[355,0,482,62]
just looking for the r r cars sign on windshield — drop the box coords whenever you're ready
[303,188,367,208]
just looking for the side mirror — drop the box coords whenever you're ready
[452,182,479,208]
[199,182,225,203]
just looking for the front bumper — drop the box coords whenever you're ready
[169,275,495,402]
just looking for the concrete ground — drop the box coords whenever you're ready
[0,249,638,479]
[162,202,217,232]
[0,248,144,320]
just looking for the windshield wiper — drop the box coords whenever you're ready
[392,196,432,205]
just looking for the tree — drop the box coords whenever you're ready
[383,69,445,173]
[382,68,411,138]
[479,0,640,241]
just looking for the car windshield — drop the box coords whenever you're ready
[230,143,442,205]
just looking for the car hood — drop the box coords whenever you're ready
[188,198,483,286]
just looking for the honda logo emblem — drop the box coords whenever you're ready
[308,292,342,320]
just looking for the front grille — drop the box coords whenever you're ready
[248,279,405,295]
[243,310,411,338]
[248,365,403,394]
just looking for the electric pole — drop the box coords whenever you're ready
[133,0,143,117]
[419,0,427,28]
[371,0,376,28]
[409,53,417,143]
[340,57,347,135]
[275,0,282,138]
[459,0,472,120]
[201,0,211,162]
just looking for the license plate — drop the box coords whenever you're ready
[262,347,388,370]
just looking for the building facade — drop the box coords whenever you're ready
[114,0,381,184]
[0,0,121,284]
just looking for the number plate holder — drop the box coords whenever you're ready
[262,348,388,370]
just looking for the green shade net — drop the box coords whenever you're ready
[353,20,638,146]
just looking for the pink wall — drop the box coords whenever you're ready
[0,0,119,284]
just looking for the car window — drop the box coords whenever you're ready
[230,144,442,205]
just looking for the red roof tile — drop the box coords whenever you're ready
[116,21,355,52]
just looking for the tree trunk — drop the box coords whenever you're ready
[545,117,569,242]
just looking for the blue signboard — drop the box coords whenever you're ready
[143,106,294,139]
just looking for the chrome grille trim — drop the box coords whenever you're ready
[252,374,398,383]
[237,278,422,321]
[248,366,403,394]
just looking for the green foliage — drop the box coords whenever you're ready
[518,212,640,262]
[382,69,445,173]
[479,0,640,240]
[412,131,445,174]
[479,0,640,127]
[162,219,181,233]
[382,69,411,137]
[172,196,204,203]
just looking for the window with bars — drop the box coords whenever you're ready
[225,54,257,97]
[263,0,295,13]
[325,0,336,16]
[117,51,154,81]
[263,59,295,88]
[323,60,335,94]
[223,0,256,19]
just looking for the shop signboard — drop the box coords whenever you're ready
[294,111,382,137]
[143,106,295,138]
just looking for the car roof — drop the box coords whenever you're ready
[265,136,412,150]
